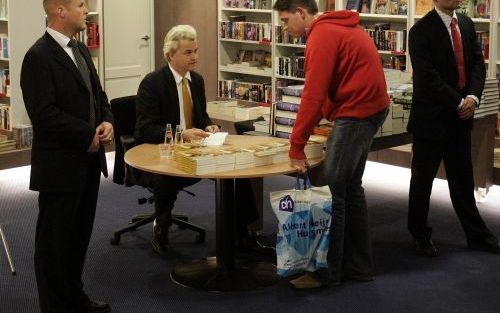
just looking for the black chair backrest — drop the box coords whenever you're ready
[111,96,137,185]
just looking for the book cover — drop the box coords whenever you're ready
[415,0,433,15]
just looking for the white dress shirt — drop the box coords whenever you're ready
[46,27,78,67]
[168,63,192,130]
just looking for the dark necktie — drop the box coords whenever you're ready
[450,18,466,89]
[68,39,96,127]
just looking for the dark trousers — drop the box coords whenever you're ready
[408,129,492,242]
[35,159,101,313]
[151,174,258,235]
[322,108,388,281]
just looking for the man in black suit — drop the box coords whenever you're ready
[408,0,500,257]
[21,1,113,312]
[135,25,259,254]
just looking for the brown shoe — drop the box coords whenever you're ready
[289,272,324,289]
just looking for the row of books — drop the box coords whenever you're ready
[0,104,9,130]
[415,0,491,17]
[219,21,272,42]
[275,26,307,45]
[347,0,408,16]
[75,22,99,48]
[0,34,8,59]
[222,0,271,10]
[276,55,305,78]
[218,79,272,104]
[365,26,407,52]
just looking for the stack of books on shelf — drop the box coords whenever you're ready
[0,33,8,59]
[274,85,302,139]
[207,100,270,121]
[222,0,271,10]
[224,49,272,76]
[0,133,15,152]
[218,79,272,103]
[207,100,239,118]
[0,104,9,130]
[12,125,33,149]
[346,0,408,15]
[219,21,272,43]
[474,78,499,119]
[382,83,412,136]
[172,139,323,175]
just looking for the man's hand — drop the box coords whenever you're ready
[87,131,100,153]
[205,125,220,133]
[182,128,210,142]
[291,158,308,174]
[96,121,114,145]
[457,97,476,120]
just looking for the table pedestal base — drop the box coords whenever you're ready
[171,257,279,291]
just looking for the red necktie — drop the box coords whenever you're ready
[450,18,466,89]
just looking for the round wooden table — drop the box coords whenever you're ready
[125,135,322,291]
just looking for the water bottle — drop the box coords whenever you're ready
[174,125,183,144]
[162,123,174,158]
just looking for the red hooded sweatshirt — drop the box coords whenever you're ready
[289,10,390,160]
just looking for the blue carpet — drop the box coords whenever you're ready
[1,160,500,313]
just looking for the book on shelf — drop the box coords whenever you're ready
[0,104,9,130]
[276,101,300,112]
[222,0,270,10]
[0,33,8,59]
[281,84,304,97]
[473,0,491,18]
[0,139,16,152]
[281,95,301,105]
[456,0,472,16]
[86,22,99,47]
[415,0,433,15]
[276,109,297,120]
[218,79,272,103]
[219,21,272,42]
[476,31,489,60]
[275,116,295,126]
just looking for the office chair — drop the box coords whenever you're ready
[109,95,205,246]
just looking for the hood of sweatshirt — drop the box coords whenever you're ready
[308,10,360,33]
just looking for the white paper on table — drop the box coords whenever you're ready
[202,132,228,146]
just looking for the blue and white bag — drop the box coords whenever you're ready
[270,176,332,277]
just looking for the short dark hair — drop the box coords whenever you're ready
[273,0,319,14]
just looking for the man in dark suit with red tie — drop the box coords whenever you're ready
[21,0,113,312]
[408,0,500,257]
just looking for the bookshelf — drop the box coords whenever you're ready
[0,0,44,135]
[85,0,104,86]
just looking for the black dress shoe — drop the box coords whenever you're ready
[414,239,439,257]
[80,299,111,313]
[468,237,500,254]
[152,223,169,255]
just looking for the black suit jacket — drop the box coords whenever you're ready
[407,9,485,140]
[135,65,212,144]
[21,32,113,192]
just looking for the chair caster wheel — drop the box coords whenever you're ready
[195,233,205,243]
[110,235,121,245]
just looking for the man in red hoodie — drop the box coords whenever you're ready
[273,0,390,288]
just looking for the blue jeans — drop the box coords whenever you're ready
[320,108,388,282]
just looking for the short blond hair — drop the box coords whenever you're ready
[163,25,197,58]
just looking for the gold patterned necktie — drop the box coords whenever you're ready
[182,77,193,129]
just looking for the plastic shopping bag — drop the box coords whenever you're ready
[270,175,332,277]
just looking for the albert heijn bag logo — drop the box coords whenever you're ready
[279,195,294,212]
